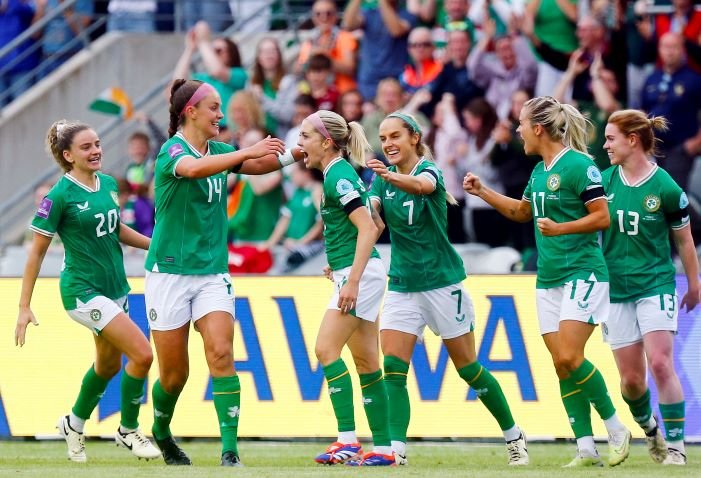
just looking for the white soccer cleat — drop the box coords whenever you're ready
[506,431,529,465]
[608,428,631,466]
[645,426,668,464]
[662,448,687,465]
[57,415,86,463]
[393,452,408,466]
[563,452,604,468]
[116,428,162,460]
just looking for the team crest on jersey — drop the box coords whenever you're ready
[89,309,102,322]
[680,192,689,209]
[643,194,661,212]
[149,308,157,321]
[111,191,119,206]
[336,178,354,196]
[546,174,561,191]
[586,165,602,183]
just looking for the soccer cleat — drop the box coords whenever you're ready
[645,425,668,464]
[154,435,192,465]
[314,441,362,464]
[662,448,687,465]
[506,432,529,465]
[608,428,631,466]
[345,452,396,466]
[115,428,161,460]
[394,452,408,466]
[221,451,244,467]
[57,415,86,463]
[563,453,604,468]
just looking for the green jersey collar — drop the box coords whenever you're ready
[543,147,570,171]
[175,131,210,158]
[323,156,344,177]
[65,172,100,193]
[618,163,657,187]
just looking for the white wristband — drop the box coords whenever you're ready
[277,149,295,168]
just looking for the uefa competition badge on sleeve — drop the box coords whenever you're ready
[36,197,52,218]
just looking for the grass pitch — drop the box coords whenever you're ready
[0,440,698,477]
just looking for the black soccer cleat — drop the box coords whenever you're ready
[155,436,192,465]
[221,450,244,467]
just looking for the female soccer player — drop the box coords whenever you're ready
[145,79,289,467]
[463,96,631,467]
[601,110,699,466]
[15,120,160,462]
[297,110,393,466]
[366,112,528,466]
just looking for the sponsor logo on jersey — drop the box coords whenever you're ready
[111,191,119,206]
[89,309,102,322]
[546,174,561,191]
[606,193,615,202]
[643,194,661,213]
[76,201,90,212]
[586,166,602,183]
[148,308,157,321]
[336,178,355,196]
[36,197,53,219]
[385,190,395,199]
[680,192,689,209]
[168,143,184,159]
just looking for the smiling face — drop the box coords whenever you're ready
[64,129,102,173]
[379,117,419,167]
[186,90,224,138]
[603,123,636,166]
[297,119,328,170]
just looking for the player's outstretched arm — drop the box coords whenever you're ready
[673,225,700,312]
[119,224,150,250]
[16,233,52,346]
[367,158,436,196]
[463,172,532,223]
[238,147,305,176]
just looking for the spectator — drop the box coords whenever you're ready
[226,90,267,149]
[461,97,509,247]
[248,37,298,138]
[553,50,621,170]
[627,0,658,109]
[39,0,93,75]
[431,0,478,48]
[424,27,484,118]
[428,92,469,243]
[284,94,317,149]
[107,0,156,32]
[298,53,340,111]
[124,131,155,190]
[342,0,417,100]
[361,78,407,159]
[260,162,325,273]
[0,0,38,105]
[118,178,154,238]
[489,89,538,253]
[525,0,578,97]
[468,18,538,119]
[297,0,358,93]
[172,21,247,131]
[180,0,232,32]
[400,26,443,94]
[229,0,271,33]
[641,32,701,190]
[338,88,364,123]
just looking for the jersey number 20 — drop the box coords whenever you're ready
[95,209,118,237]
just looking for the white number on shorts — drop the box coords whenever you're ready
[532,192,545,217]
[95,209,119,237]
[403,200,414,225]
[207,176,223,203]
[616,210,639,236]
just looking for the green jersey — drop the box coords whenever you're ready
[146,133,239,275]
[369,160,466,292]
[283,187,318,240]
[602,165,689,302]
[523,148,609,288]
[30,173,129,309]
[321,157,379,270]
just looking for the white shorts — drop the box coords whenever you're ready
[603,294,678,350]
[380,283,476,340]
[327,257,386,321]
[536,278,610,335]
[145,272,235,331]
[67,295,128,335]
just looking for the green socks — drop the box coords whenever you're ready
[570,359,616,420]
[212,375,241,455]
[151,379,180,440]
[560,376,593,438]
[458,362,515,431]
[659,401,685,444]
[323,358,355,432]
[623,389,654,433]
[71,365,110,420]
[120,371,146,430]
[359,369,390,447]
[383,355,410,443]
